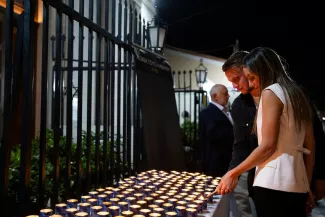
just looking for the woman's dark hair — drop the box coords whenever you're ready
[243,47,312,131]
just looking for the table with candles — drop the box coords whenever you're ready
[29,170,225,217]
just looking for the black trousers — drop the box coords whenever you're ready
[253,187,308,217]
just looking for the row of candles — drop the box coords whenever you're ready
[28,170,220,217]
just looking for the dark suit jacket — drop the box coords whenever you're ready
[229,93,325,197]
[198,103,234,177]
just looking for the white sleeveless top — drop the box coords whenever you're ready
[253,83,310,193]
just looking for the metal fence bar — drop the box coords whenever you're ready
[52,6,63,207]
[116,0,123,181]
[65,0,74,198]
[39,2,49,208]
[0,0,14,205]
[102,0,110,186]
[109,0,116,185]
[122,0,128,177]
[95,0,103,189]
[43,0,131,51]
[133,9,139,170]
[86,0,94,191]
[127,3,133,175]
[76,0,85,198]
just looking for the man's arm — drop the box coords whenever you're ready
[228,96,253,170]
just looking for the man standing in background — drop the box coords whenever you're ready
[198,84,234,177]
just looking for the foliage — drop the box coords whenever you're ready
[8,129,126,205]
[180,120,199,147]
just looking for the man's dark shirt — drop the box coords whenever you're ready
[229,93,257,196]
[229,93,325,197]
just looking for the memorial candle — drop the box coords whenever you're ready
[40,209,53,217]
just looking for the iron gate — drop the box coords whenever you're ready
[0,0,150,215]
[173,70,208,170]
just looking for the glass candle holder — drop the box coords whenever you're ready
[119,186,127,191]
[150,193,159,200]
[188,195,197,200]
[130,205,141,214]
[88,198,98,206]
[148,186,156,191]
[108,206,120,217]
[55,203,67,216]
[149,213,161,217]
[125,197,136,206]
[104,191,114,199]
[90,206,103,216]
[121,210,133,217]
[175,206,186,217]
[126,189,135,194]
[148,204,159,212]
[165,211,177,217]
[159,196,169,201]
[109,198,120,206]
[105,187,114,191]
[134,193,144,200]
[152,208,164,216]
[66,208,78,217]
[163,203,173,212]
[179,193,188,198]
[40,208,53,217]
[113,188,121,197]
[78,203,91,213]
[133,215,145,217]
[176,201,187,207]
[184,197,193,205]
[174,195,183,200]
[118,202,129,212]
[122,191,130,198]
[159,188,167,194]
[75,212,88,217]
[81,196,92,203]
[116,194,126,202]
[153,200,164,207]
[139,209,151,217]
[89,191,99,198]
[168,198,178,206]
[166,193,175,198]
[97,195,108,205]
[186,208,197,217]
[67,199,78,208]
[187,204,198,211]
[97,188,106,193]
[97,211,109,217]
[193,200,203,212]
[144,197,154,205]
[143,189,152,197]
[136,200,147,209]
[128,180,135,187]
[102,202,112,211]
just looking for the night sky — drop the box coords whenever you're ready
[157,0,325,110]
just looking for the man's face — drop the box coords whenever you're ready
[225,67,251,94]
[216,87,230,107]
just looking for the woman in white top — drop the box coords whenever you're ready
[215,47,315,217]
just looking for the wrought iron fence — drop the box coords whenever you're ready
[0,0,151,215]
[172,70,208,170]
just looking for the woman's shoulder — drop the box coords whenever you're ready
[263,83,286,104]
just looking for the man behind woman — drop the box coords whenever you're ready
[215,47,315,217]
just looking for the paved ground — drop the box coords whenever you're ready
[312,198,325,217]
